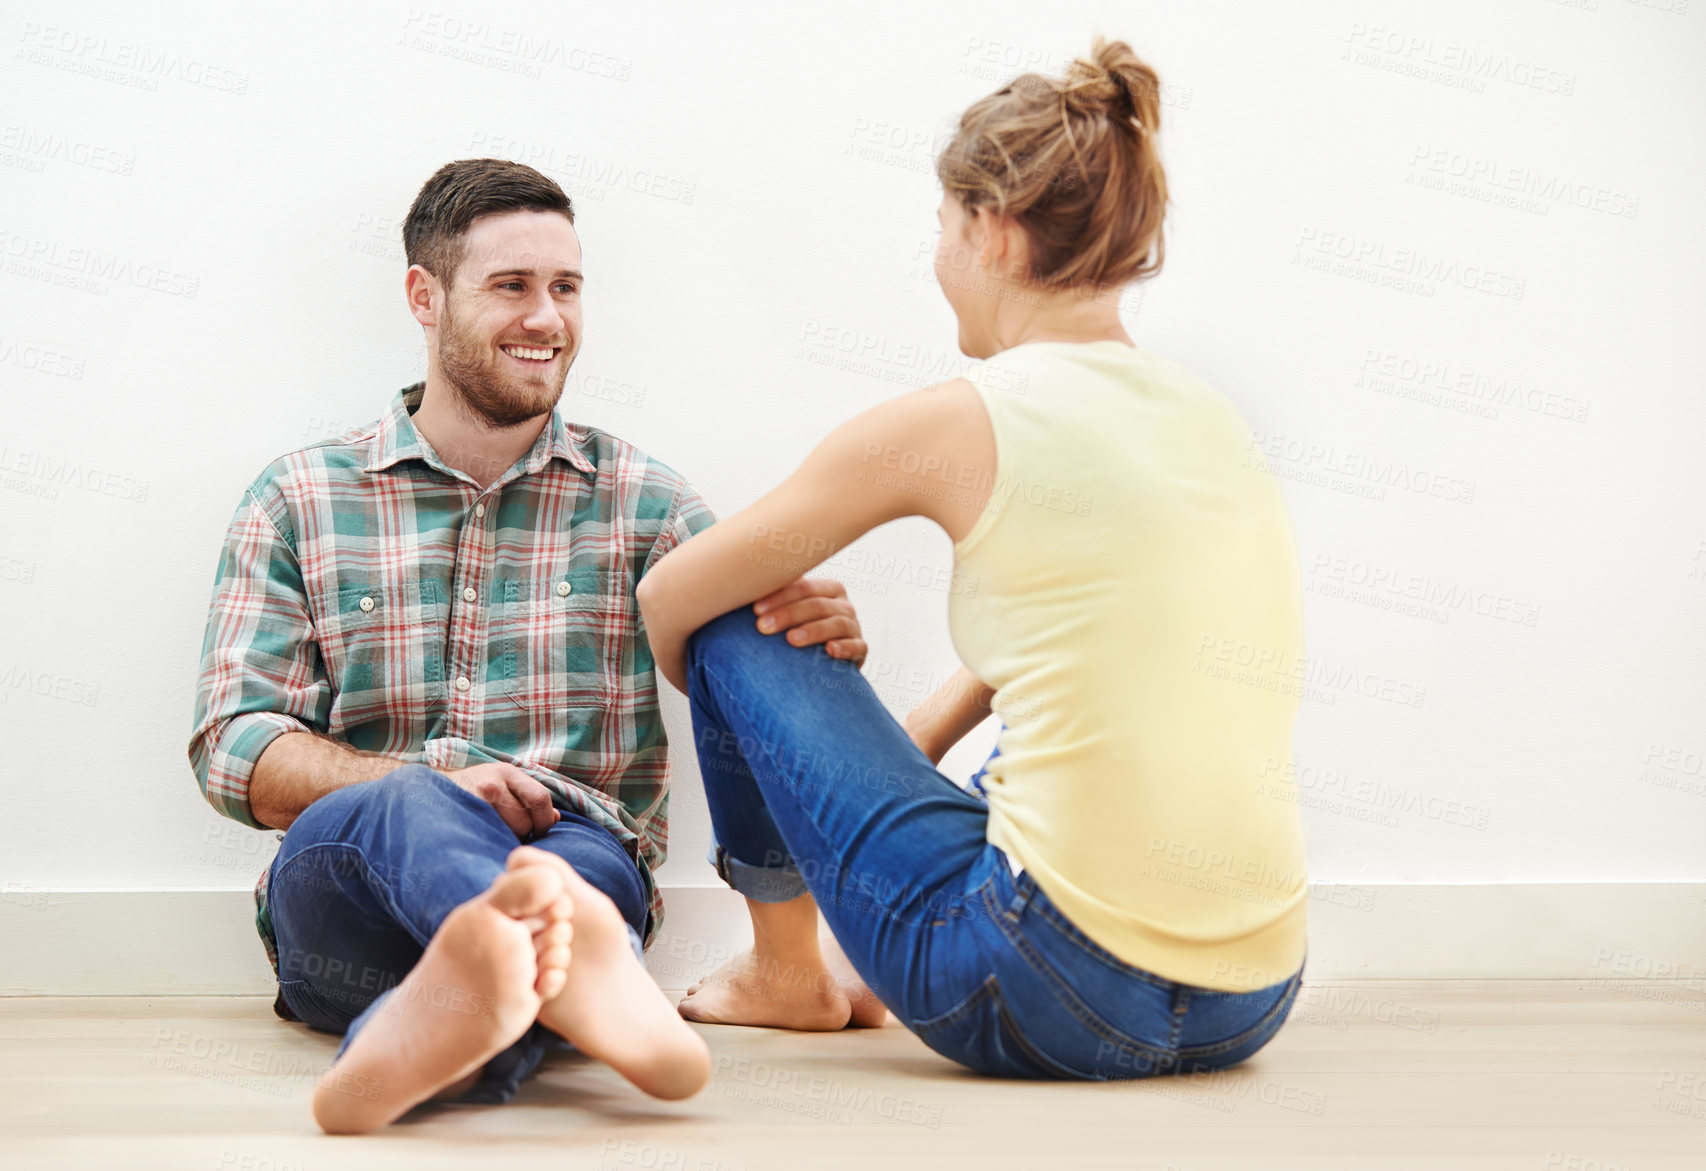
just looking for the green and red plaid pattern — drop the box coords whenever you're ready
[188,383,716,973]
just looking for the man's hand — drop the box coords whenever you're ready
[751,577,867,668]
[442,762,561,840]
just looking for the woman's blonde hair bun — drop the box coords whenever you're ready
[936,35,1169,290]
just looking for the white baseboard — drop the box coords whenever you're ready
[1,883,1702,996]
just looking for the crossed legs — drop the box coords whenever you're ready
[268,766,708,1133]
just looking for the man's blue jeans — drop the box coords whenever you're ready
[686,607,1304,1079]
[267,765,649,1104]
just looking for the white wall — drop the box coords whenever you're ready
[2,0,1703,924]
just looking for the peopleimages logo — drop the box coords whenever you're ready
[0,334,86,380]
[0,444,151,503]
[1308,552,1540,628]
[1294,228,1526,301]
[1192,633,1428,710]
[1245,430,1477,506]
[14,23,251,94]
[1257,756,1493,830]
[797,320,1030,394]
[1357,349,1590,424]
[1341,23,1576,97]
[1408,147,1639,220]
[0,123,137,175]
[398,10,633,80]
[469,131,695,204]
[0,229,200,298]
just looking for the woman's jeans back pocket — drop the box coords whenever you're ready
[910,975,1084,1080]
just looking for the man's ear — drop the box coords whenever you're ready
[404,264,441,328]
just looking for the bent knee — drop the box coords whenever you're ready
[687,605,819,683]
[297,764,456,828]
[687,605,760,660]
[348,764,453,806]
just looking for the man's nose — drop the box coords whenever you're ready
[520,289,564,335]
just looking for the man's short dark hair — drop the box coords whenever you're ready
[403,158,575,289]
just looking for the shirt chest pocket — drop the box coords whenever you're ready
[494,566,634,710]
[314,581,448,727]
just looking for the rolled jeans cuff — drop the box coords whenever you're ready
[709,843,808,903]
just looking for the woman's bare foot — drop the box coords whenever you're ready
[821,934,889,1028]
[535,865,711,1100]
[676,948,852,1031]
[310,846,573,1134]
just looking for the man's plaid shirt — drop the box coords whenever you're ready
[188,383,716,974]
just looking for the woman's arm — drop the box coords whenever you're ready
[635,378,995,692]
[902,665,997,765]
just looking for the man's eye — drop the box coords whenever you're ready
[555,284,578,295]
[499,281,525,291]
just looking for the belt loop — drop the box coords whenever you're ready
[1006,867,1034,919]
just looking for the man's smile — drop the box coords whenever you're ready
[499,343,561,364]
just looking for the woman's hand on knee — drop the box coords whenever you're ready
[752,577,868,668]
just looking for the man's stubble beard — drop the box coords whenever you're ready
[436,289,570,430]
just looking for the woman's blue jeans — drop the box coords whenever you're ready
[266,765,650,1104]
[686,606,1303,1079]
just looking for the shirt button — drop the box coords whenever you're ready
[462,586,477,603]
[358,596,374,612]
[475,502,486,518]
[556,581,572,597]
[455,676,470,692]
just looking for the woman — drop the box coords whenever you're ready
[636,36,1307,1079]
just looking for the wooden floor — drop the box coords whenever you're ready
[2,981,1702,1169]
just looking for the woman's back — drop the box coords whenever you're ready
[950,340,1309,993]
[650,35,1309,1073]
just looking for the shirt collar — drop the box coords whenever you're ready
[364,382,598,479]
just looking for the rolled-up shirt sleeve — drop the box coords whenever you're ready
[640,482,718,579]
[188,484,331,828]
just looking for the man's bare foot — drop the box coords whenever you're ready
[536,866,710,1101]
[821,934,889,1028]
[677,948,853,1031]
[310,846,573,1134]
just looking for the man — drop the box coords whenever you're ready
[187,158,869,1133]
